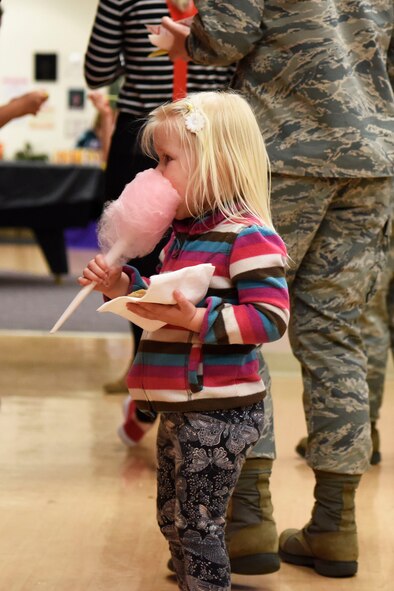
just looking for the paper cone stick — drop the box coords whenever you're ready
[49,239,126,334]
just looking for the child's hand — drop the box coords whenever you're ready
[88,91,112,115]
[78,253,124,295]
[126,289,205,332]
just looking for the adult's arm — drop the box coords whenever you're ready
[163,0,264,66]
[84,0,124,89]
[0,91,47,129]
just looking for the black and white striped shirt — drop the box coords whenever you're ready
[84,0,234,116]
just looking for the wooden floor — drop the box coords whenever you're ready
[0,242,393,591]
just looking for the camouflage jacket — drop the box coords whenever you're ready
[188,1,394,178]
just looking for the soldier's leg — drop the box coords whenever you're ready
[359,222,394,464]
[361,263,391,426]
[295,219,394,464]
[228,175,338,573]
[225,176,338,575]
[248,352,275,460]
[225,352,280,575]
[276,176,392,576]
[388,245,394,358]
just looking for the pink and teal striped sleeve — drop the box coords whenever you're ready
[200,225,290,345]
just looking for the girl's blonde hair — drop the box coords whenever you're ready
[141,91,273,229]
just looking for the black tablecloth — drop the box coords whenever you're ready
[0,161,105,227]
[0,162,105,274]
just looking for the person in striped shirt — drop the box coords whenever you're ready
[79,90,289,591]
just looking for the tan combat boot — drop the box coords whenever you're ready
[279,470,361,577]
[226,458,280,575]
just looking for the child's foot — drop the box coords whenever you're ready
[117,396,157,447]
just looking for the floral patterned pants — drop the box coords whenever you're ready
[156,401,265,591]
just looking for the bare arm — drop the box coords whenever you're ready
[88,91,115,163]
[0,91,48,129]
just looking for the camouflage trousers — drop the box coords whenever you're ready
[251,175,392,474]
[360,218,394,422]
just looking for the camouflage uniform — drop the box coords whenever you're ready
[271,175,392,472]
[360,217,394,424]
[187,0,394,474]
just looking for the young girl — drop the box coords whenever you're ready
[79,91,289,591]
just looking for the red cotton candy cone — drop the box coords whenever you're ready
[98,168,181,260]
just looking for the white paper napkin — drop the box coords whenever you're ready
[97,263,215,331]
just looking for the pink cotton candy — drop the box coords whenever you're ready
[98,168,181,261]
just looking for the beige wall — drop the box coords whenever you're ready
[0,0,101,159]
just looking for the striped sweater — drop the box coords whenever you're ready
[124,210,290,412]
[84,0,234,115]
